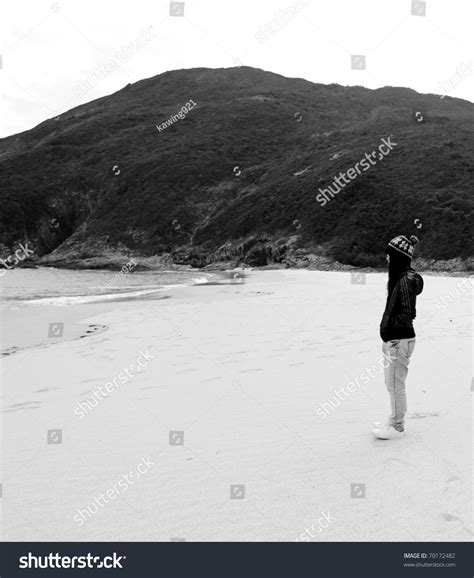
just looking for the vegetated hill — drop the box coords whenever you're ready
[0,66,473,270]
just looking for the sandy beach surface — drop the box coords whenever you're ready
[1,270,472,541]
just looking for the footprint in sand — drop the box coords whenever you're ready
[78,324,108,340]
[440,512,474,536]
[5,401,41,412]
[439,512,473,535]
[1,345,21,357]
[440,513,461,523]
[384,457,416,469]
[443,475,461,494]
[239,368,263,373]
[228,350,252,355]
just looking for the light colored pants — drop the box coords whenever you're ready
[382,338,416,429]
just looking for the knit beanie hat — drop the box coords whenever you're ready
[387,235,419,259]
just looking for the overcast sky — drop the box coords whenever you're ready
[2,0,473,138]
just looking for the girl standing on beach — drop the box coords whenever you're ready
[373,235,424,440]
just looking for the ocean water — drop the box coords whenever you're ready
[0,267,214,308]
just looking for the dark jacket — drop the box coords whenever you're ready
[380,268,424,342]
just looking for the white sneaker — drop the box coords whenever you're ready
[371,424,405,440]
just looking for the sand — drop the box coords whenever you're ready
[0,270,472,541]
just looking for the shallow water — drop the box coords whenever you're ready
[0,267,214,308]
